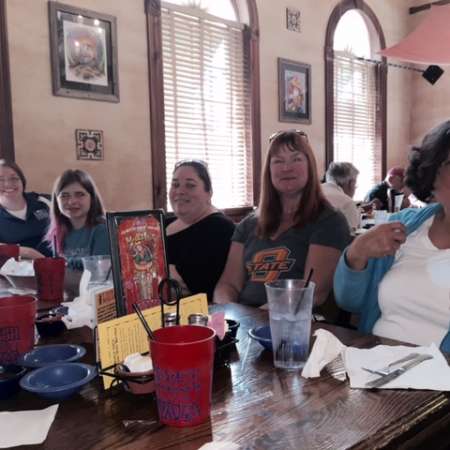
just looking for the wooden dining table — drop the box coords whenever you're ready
[3,299,450,449]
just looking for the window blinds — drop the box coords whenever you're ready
[161,5,253,209]
[333,52,381,201]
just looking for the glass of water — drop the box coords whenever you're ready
[265,279,315,370]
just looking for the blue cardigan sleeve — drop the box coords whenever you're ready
[334,249,377,314]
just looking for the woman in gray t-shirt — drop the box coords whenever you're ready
[214,130,351,308]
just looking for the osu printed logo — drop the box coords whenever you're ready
[246,247,295,283]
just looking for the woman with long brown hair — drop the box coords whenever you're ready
[46,169,109,269]
[214,130,351,308]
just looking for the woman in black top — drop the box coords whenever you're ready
[166,160,235,302]
[0,160,51,258]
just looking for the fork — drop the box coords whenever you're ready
[362,352,421,376]
[325,354,347,381]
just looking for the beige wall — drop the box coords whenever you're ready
[7,0,416,210]
[407,4,450,144]
[7,0,152,211]
[258,0,412,178]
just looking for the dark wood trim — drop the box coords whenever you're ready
[145,0,166,208]
[0,0,15,161]
[145,0,260,212]
[247,0,261,206]
[324,0,387,177]
[410,0,450,14]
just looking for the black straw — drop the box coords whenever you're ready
[104,266,112,282]
[52,236,57,258]
[294,268,314,315]
[304,268,314,288]
[132,303,156,340]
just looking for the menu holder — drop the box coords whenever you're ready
[106,209,168,316]
[97,293,208,389]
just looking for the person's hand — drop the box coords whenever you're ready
[370,198,383,210]
[19,246,46,260]
[168,264,190,296]
[346,222,406,270]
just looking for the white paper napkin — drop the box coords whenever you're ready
[0,258,34,276]
[301,329,450,390]
[62,292,95,330]
[198,442,239,450]
[346,343,450,390]
[62,284,114,330]
[302,329,346,378]
[0,405,58,448]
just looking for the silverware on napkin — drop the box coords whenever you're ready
[365,353,433,389]
[325,354,347,381]
[362,352,421,376]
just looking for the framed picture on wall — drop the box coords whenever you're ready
[48,1,119,102]
[278,58,311,123]
[106,210,169,316]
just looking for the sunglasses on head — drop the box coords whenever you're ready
[269,129,308,143]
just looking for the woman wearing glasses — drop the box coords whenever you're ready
[166,160,235,302]
[46,169,109,269]
[214,131,351,312]
[335,120,450,350]
[0,159,52,258]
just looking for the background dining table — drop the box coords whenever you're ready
[3,298,450,449]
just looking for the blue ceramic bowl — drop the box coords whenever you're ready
[248,325,273,351]
[20,363,97,400]
[17,344,86,368]
[0,365,27,400]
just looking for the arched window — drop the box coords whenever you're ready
[146,0,260,215]
[325,1,386,200]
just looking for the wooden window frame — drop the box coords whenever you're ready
[324,0,386,177]
[0,0,15,161]
[145,0,261,215]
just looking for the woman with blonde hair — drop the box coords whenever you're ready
[214,130,351,310]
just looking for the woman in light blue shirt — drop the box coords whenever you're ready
[46,169,109,269]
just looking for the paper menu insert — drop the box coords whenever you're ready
[97,293,208,389]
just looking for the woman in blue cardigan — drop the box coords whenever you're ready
[334,120,450,352]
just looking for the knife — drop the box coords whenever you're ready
[365,353,433,389]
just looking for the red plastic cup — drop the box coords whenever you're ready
[0,244,20,268]
[0,244,20,259]
[0,296,37,364]
[150,325,216,427]
[33,257,66,302]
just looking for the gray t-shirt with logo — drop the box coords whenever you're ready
[232,206,351,306]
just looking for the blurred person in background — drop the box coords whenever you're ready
[322,162,360,232]
[364,166,410,211]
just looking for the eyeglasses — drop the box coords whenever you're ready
[269,130,308,143]
[0,176,21,185]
